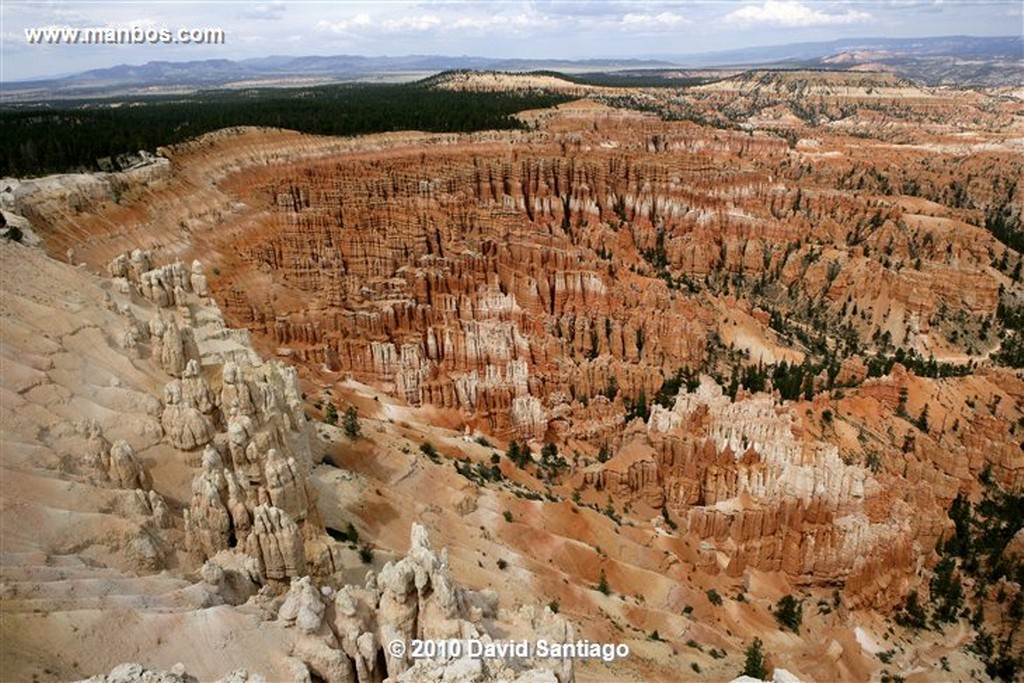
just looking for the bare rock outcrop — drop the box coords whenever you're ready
[104,251,323,583]
[190,260,209,297]
[279,524,576,683]
[75,662,265,683]
[580,375,914,605]
[162,380,215,450]
[180,359,216,414]
[263,447,309,522]
[108,439,148,490]
[157,318,190,376]
[248,504,306,581]
[278,575,327,634]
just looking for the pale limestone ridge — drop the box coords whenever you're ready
[1,237,577,682]
[104,249,322,583]
[1,239,304,679]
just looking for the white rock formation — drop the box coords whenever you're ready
[162,380,215,450]
[278,524,576,683]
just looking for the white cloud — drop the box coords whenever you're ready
[380,15,442,32]
[451,12,546,31]
[315,8,549,38]
[241,2,287,21]
[725,1,872,28]
[314,13,372,36]
[621,11,691,29]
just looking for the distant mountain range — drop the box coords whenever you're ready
[668,35,1023,87]
[3,35,1020,101]
[659,35,1022,66]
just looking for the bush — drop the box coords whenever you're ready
[661,506,678,530]
[916,403,930,432]
[503,510,514,523]
[774,594,803,633]
[358,544,373,564]
[929,557,963,624]
[419,442,440,463]
[343,406,361,438]
[548,599,559,614]
[506,440,530,468]
[894,590,928,630]
[597,569,610,595]
[323,402,338,426]
[706,589,723,606]
[742,638,769,680]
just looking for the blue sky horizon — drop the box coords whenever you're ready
[2,1,1021,82]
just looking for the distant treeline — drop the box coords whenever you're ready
[0,83,573,177]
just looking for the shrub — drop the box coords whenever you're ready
[323,402,338,426]
[661,506,678,530]
[597,569,610,595]
[742,638,768,680]
[419,442,440,463]
[773,594,803,633]
[706,589,723,606]
[506,440,530,468]
[894,590,928,630]
[358,544,373,564]
[343,406,361,438]
[929,556,963,624]
[916,403,930,432]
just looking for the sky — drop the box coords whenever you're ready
[1,1,1021,81]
